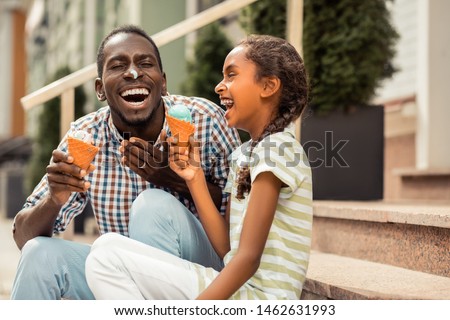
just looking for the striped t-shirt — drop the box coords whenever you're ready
[194,126,313,299]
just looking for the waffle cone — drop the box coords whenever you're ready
[166,114,195,145]
[67,137,99,170]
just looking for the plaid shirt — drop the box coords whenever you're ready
[24,95,241,236]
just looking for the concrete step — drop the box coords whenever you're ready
[311,200,450,277]
[393,167,450,201]
[301,251,450,300]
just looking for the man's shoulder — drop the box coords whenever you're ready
[71,106,110,130]
[165,94,224,117]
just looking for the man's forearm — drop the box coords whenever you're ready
[13,196,62,250]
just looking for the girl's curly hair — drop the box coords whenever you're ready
[235,35,309,200]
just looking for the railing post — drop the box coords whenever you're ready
[287,0,304,140]
[60,89,75,139]
[60,89,75,240]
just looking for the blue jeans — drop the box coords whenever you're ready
[11,189,223,299]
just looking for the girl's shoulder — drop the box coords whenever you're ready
[256,126,302,152]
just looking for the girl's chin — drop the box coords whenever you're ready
[225,109,236,127]
[225,118,236,128]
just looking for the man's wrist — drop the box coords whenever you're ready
[44,194,65,210]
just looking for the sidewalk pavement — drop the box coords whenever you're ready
[0,217,20,300]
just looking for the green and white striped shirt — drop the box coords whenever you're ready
[194,126,313,299]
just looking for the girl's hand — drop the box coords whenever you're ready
[168,135,202,182]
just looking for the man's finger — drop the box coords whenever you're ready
[47,172,87,190]
[124,148,147,169]
[52,149,73,164]
[124,138,148,162]
[47,161,84,178]
[189,136,202,167]
[128,136,166,162]
[160,129,169,152]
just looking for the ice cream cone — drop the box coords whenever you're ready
[67,137,99,170]
[166,113,195,145]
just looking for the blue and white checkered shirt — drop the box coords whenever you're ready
[23,95,241,236]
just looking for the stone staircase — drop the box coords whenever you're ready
[299,101,450,300]
[301,200,450,299]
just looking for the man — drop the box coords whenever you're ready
[11,25,240,299]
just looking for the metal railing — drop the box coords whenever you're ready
[20,0,303,238]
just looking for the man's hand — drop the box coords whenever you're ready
[47,149,94,206]
[121,133,223,210]
[13,148,95,249]
[120,133,180,187]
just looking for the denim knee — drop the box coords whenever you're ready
[129,189,186,229]
[20,236,60,272]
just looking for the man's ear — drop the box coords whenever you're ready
[261,76,281,98]
[95,78,106,101]
[161,72,168,96]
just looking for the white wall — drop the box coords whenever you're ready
[416,0,450,169]
[375,0,418,103]
[0,11,13,139]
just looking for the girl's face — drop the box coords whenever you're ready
[215,46,272,140]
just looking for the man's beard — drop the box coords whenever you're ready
[111,97,163,129]
[118,111,154,128]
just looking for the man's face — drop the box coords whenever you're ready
[95,32,167,131]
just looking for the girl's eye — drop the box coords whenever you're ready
[227,72,236,79]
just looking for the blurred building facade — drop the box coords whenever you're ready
[375,0,450,200]
[0,0,28,140]
[0,0,31,218]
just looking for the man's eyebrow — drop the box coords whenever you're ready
[106,55,127,63]
[135,53,157,60]
[106,53,155,63]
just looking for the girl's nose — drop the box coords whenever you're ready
[215,81,225,94]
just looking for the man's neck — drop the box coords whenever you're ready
[114,99,166,143]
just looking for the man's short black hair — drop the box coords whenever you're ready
[96,24,163,78]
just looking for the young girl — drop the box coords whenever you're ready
[85,34,313,300]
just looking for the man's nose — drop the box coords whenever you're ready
[125,66,139,79]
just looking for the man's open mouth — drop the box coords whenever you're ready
[120,88,149,106]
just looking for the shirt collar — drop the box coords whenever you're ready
[107,109,125,144]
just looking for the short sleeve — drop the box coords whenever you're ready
[250,132,311,198]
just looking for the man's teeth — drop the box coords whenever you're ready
[121,88,149,97]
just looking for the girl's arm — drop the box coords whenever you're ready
[197,171,282,300]
[168,138,230,258]
[186,173,231,258]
